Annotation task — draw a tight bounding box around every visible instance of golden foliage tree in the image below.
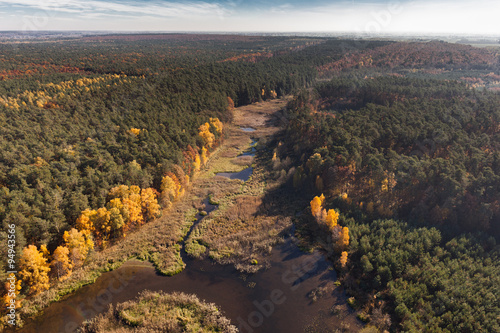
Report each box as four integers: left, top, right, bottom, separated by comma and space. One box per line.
122, 188, 143, 229
210, 117, 223, 135
310, 194, 325, 219
200, 147, 208, 166
108, 184, 130, 201
325, 209, 339, 230
63, 228, 94, 268
141, 188, 161, 222
93, 207, 112, 245
50, 246, 73, 281
337, 227, 350, 249
75, 208, 96, 235
129, 128, 141, 136
199, 122, 215, 148
2, 276, 22, 313
19, 245, 50, 295
193, 153, 201, 172
107, 198, 127, 237
340, 251, 348, 267
161, 174, 182, 205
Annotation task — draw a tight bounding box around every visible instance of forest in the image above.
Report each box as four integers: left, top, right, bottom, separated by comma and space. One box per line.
277, 74, 500, 331
1, 34, 499, 332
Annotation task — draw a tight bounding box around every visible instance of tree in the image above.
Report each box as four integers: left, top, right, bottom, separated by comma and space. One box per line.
199, 122, 215, 148
325, 209, 339, 230
193, 153, 201, 172
50, 246, 72, 281
93, 207, 112, 245
210, 117, 223, 135
227, 96, 235, 111
140, 188, 161, 222
315, 175, 324, 192
340, 251, 348, 267
310, 194, 325, 219
161, 174, 181, 205
200, 147, 208, 166
337, 226, 350, 250
19, 245, 50, 295
75, 208, 96, 235
122, 186, 143, 228
63, 228, 93, 268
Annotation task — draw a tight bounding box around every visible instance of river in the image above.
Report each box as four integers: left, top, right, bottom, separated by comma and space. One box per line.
15, 237, 361, 333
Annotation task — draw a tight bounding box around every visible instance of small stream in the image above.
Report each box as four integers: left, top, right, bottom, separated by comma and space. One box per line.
239, 138, 257, 157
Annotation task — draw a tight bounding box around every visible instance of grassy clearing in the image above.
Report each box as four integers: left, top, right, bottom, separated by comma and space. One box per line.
78, 290, 238, 333
185, 98, 295, 273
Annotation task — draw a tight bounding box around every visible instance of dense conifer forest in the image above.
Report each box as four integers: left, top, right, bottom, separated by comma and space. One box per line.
279, 72, 500, 332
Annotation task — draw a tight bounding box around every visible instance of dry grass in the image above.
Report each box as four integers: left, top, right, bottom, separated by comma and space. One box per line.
79, 290, 238, 333
185, 97, 294, 273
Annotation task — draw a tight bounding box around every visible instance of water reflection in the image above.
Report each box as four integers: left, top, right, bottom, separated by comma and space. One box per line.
16, 239, 362, 333
216, 167, 253, 181
240, 127, 256, 132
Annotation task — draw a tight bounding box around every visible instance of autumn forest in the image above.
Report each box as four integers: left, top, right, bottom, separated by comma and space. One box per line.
0, 34, 499, 333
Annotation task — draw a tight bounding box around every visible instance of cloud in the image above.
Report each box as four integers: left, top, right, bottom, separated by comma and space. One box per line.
0, 0, 229, 18
0, 0, 498, 34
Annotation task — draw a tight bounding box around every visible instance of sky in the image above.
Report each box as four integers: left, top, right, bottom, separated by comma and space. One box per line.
0, 0, 498, 35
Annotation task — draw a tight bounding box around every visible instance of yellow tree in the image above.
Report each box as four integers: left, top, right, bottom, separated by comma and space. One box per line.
123, 186, 143, 228
325, 209, 339, 230
107, 198, 128, 237
200, 147, 208, 166
337, 227, 350, 250
310, 194, 325, 219
141, 188, 161, 222
108, 184, 130, 200
161, 174, 181, 204
93, 207, 112, 245
63, 228, 94, 268
129, 128, 141, 136
193, 153, 201, 172
340, 251, 348, 267
75, 208, 96, 234
199, 122, 215, 148
210, 117, 223, 135
50, 246, 73, 281
19, 245, 50, 295
40, 244, 49, 259
107, 198, 129, 221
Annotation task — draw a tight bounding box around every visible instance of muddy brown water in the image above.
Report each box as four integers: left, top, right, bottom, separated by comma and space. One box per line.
13, 238, 361, 333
